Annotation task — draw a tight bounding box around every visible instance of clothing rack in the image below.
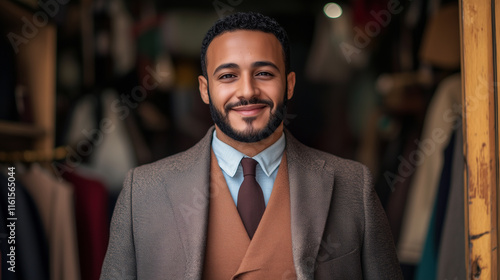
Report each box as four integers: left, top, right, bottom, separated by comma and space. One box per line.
0, 146, 68, 163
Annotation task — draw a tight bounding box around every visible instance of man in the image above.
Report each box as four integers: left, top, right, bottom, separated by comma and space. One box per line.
101, 12, 402, 279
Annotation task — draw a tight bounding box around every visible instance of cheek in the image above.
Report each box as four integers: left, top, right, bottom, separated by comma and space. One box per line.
262, 84, 286, 104
212, 84, 237, 104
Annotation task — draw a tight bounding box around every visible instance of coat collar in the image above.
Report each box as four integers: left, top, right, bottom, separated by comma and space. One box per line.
166, 127, 334, 280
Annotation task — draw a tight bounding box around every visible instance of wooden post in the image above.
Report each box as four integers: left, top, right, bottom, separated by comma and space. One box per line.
460, 0, 499, 279
0, 1, 56, 154
495, 0, 500, 277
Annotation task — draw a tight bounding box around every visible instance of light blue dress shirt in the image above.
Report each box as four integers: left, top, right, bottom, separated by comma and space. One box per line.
211, 130, 285, 206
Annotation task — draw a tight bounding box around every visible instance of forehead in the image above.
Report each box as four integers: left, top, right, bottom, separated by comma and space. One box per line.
206, 30, 284, 72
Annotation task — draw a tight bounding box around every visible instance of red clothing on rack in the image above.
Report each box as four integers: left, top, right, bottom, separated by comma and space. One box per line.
63, 171, 109, 280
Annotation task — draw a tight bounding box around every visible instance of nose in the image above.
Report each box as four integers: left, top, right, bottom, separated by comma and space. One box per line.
238, 73, 259, 100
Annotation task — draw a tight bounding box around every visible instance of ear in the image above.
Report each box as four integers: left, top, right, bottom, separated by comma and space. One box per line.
198, 75, 209, 104
286, 72, 296, 100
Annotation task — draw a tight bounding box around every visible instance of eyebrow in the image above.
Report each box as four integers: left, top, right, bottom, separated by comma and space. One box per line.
212, 61, 281, 77
213, 63, 239, 77
252, 61, 280, 73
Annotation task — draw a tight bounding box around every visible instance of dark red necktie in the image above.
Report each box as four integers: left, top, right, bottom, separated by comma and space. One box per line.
237, 158, 265, 239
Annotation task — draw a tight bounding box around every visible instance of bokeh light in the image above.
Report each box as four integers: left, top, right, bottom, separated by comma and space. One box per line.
323, 2, 343, 19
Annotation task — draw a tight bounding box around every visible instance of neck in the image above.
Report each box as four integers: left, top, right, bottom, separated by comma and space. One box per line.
214, 124, 284, 157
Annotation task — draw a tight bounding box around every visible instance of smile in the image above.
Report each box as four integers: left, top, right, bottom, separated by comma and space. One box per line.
231, 104, 268, 117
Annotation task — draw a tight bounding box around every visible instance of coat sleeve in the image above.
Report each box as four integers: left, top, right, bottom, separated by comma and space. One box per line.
361, 165, 403, 279
100, 170, 137, 280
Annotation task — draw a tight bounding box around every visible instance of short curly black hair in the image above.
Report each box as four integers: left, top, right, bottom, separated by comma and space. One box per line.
200, 12, 291, 78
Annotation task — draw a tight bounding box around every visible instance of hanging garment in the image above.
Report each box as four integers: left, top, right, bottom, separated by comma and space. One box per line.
351, 0, 389, 29
397, 73, 461, 264
65, 90, 137, 193
62, 171, 109, 280
0, 173, 49, 280
20, 164, 80, 280
384, 126, 421, 244
415, 130, 456, 280
437, 118, 465, 280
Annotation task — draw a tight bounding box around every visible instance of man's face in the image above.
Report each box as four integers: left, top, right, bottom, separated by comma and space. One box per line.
199, 30, 295, 143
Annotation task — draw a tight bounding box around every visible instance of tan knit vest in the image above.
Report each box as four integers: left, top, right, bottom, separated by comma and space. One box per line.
202, 151, 296, 280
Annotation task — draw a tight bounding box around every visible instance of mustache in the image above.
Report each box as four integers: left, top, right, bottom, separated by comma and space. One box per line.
224, 98, 274, 112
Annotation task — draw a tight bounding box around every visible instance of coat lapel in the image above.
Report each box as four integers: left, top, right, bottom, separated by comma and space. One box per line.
163, 127, 214, 279
285, 130, 335, 280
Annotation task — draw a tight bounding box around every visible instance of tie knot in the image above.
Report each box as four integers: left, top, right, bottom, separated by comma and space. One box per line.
241, 158, 258, 177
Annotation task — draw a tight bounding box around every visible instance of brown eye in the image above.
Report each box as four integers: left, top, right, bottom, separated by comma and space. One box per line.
220, 74, 236, 79
256, 72, 273, 76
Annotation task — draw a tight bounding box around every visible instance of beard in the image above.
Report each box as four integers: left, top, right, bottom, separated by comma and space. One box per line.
208, 90, 288, 143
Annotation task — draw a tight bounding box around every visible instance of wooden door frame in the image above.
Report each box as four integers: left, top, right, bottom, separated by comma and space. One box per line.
460, 0, 499, 279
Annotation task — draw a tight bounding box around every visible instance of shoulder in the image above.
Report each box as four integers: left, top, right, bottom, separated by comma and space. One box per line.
129, 128, 213, 181
285, 130, 370, 183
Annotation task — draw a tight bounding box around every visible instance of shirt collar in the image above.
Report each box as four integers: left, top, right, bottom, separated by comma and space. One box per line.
211, 130, 286, 177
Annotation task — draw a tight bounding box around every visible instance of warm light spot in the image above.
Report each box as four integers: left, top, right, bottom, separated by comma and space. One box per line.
324, 2, 342, 19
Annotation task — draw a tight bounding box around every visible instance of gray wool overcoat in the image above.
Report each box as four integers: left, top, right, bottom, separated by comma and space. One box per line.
100, 127, 403, 280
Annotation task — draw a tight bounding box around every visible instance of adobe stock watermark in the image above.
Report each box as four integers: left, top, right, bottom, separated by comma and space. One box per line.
383, 75, 495, 190
51, 65, 169, 178
7, 0, 68, 54
383, 125, 451, 190
339, 0, 409, 63
212, 0, 244, 19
